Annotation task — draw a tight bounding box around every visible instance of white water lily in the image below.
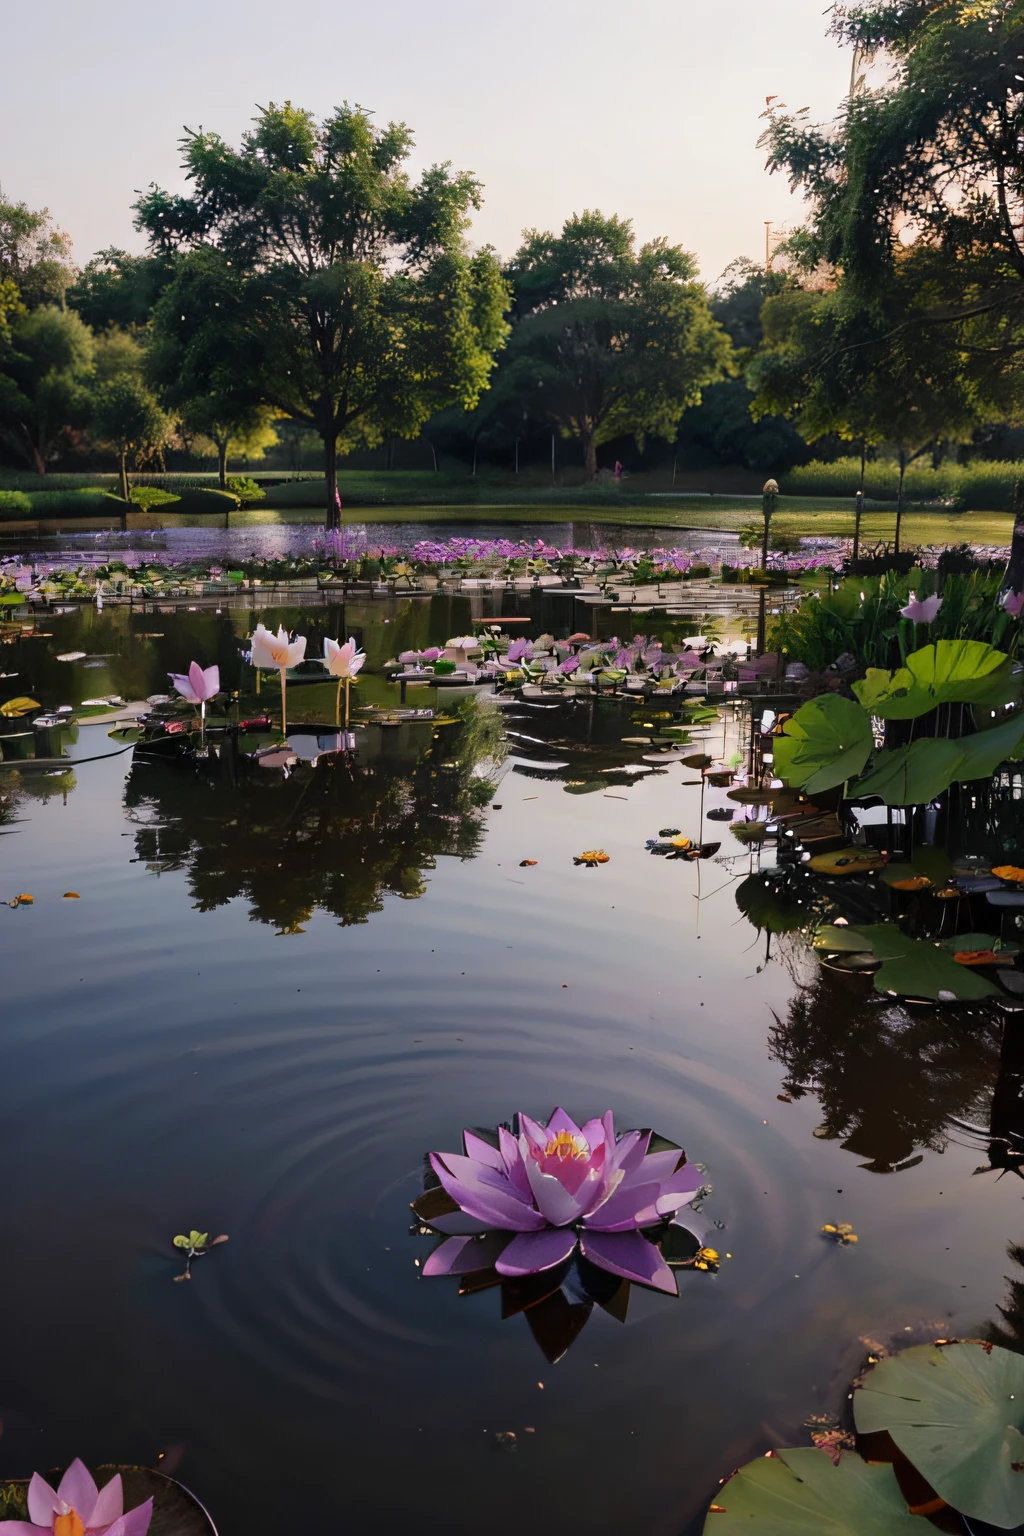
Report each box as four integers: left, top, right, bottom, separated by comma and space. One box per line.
250, 624, 306, 734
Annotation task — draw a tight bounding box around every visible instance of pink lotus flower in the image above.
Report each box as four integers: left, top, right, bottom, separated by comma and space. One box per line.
1002, 589, 1024, 617
900, 591, 942, 624
323, 637, 365, 678
0, 1459, 153, 1536
420, 1107, 705, 1294
168, 661, 220, 704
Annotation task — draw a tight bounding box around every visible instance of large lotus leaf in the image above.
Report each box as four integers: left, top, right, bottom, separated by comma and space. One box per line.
701, 1447, 922, 1534
953, 711, 1024, 783
773, 695, 873, 793
814, 923, 879, 952
0, 1467, 217, 1534
852, 738, 965, 806
852, 1342, 1024, 1529
847, 924, 998, 1001
853, 642, 1015, 719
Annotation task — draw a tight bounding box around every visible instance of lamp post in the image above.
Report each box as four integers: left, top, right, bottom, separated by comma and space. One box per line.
757, 478, 778, 656
853, 488, 864, 566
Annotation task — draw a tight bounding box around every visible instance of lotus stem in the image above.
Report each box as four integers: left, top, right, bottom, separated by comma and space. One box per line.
200, 698, 206, 746
280, 668, 287, 737
345, 676, 351, 728
256, 669, 261, 696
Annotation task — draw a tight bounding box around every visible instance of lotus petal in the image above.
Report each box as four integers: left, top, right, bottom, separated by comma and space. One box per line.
57, 1461, 98, 1525
654, 1163, 705, 1215
525, 1156, 591, 1226
495, 1227, 579, 1276
110, 1497, 153, 1536
424, 1210, 495, 1236
462, 1130, 505, 1170
27, 1473, 59, 1526
423, 1233, 510, 1277
580, 1230, 678, 1294
498, 1125, 533, 1201
89, 1472, 124, 1529
430, 1152, 545, 1231
583, 1179, 664, 1232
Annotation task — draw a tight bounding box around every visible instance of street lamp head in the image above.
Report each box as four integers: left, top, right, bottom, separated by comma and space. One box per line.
762, 478, 779, 495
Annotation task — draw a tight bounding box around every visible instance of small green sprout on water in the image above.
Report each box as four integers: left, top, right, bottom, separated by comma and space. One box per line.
173, 1228, 229, 1281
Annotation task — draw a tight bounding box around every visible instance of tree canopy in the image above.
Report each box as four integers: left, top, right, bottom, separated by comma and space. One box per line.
136, 102, 510, 524
0, 191, 76, 309
496, 210, 731, 476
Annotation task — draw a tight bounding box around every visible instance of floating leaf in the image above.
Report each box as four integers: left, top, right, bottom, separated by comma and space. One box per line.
773, 695, 873, 794
814, 924, 876, 953
519, 859, 538, 867
0, 697, 40, 718
853, 1341, 1024, 1529
701, 1446, 922, 1534
993, 865, 1024, 883
808, 847, 885, 877
573, 850, 609, 866
939, 932, 1018, 958
821, 1222, 858, 1244
62, 892, 80, 899
847, 924, 998, 1001
736, 872, 809, 934
878, 866, 931, 891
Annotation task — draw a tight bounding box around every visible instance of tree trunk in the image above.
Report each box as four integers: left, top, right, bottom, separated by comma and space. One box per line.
582, 433, 597, 480
1005, 480, 1024, 594
324, 433, 340, 531
859, 442, 866, 492
853, 490, 864, 566
672, 452, 678, 488
430, 441, 438, 473
217, 438, 229, 489
20, 426, 46, 477
119, 451, 129, 508
472, 443, 477, 478
895, 457, 906, 555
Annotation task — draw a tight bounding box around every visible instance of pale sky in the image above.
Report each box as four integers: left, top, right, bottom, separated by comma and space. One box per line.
2, 0, 853, 286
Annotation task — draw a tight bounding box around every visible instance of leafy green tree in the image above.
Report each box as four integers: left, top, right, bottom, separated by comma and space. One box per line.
137, 102, 510, 526
0, 191, 76, 309
176, 393, 277, 486
91, 375, 169, 510
0, 305, 94, 473
500, 211, 731, 477
68, 248, 175, 332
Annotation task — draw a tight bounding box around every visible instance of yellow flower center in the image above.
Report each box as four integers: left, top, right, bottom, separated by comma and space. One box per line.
54, 1512, 85, 1536
543, 1130, 589, 1162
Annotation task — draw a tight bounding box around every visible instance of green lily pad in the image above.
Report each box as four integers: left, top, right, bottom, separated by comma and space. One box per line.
773, 694, 873, 794
953, 710, 1024, 783
847, 924, 998, 1001
853, 641, 1017, 719
940, 932, 1019, 958
814, 924, 876, 952
853, 738, 964, 806
736, 872, 810, 933
853, 1341, 1024, 1529
0, 1466, 217, 1534
701, 1447, 922, 1534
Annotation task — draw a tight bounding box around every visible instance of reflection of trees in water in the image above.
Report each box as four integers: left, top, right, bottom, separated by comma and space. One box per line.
769, 965, 1000, 1173
122, 700, 502, 932
0, 765, 77, 826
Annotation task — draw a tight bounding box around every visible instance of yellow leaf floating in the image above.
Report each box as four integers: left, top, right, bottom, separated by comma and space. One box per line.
693, 1247, 720, 1271
993, 865, 1024, 883
821, 1222, 858, 1245
574, 850, 610, 866
669, 835, 692, 850
0, 696, 40, 718
63, 892, 80, 899
9, 893, 34, 907
808, 847, 885, 876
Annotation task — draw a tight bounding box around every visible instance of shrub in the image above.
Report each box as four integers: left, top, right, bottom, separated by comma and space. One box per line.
225, 476, 265, 504
165, 486, 240, 515
128, 487, 181, 511
0, 491, 32, 517
782, 457, 1022, 511
26, 489, 125, 515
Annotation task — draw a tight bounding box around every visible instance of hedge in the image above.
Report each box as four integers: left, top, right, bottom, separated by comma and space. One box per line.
26, 490, 125, 516
781, 457, 1022, 511
160, 486, 240, 515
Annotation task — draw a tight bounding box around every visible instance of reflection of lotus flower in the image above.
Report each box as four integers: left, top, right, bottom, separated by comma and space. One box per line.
420, 1108, 705, 1294
507, 639, 534, 664
0, 1459, 153, 1536
168, 661, 220, 704
1002, 590, 1024, 617
323, 637, 365, 678
419, 647, 443, 663
559, 655, 580, 676
900, 592, 942, 624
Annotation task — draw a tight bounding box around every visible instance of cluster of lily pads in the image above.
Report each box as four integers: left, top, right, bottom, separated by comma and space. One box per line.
703, 1337, 1024, 1533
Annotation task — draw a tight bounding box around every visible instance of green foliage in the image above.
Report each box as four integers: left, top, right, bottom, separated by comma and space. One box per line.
853, 738, 966, 805
25, 489, 123, 515
90, 375, 170, 497
0, 490, 31, 514
0, 305, 94, 472
783, 457, 1024, 511
128, 486, 180, 511
853, 1341, 1024, 1528
499, 210, 732, 476
846, 924, 999, 1001
138, 102, 510, 520
0, 192, 76, 308
772, 694, 873, 792
701, 1445, 921, 1534
225, 475, 265, 504
852, 640, 1019, 719
67, 246, 175, 331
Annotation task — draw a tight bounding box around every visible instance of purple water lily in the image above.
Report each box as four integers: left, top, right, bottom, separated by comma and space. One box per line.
506, 639, 534, 664
419, 1107, 706, 1295
900, 591, 942, 624
1001, 589, 1024, 617
0, 1459, 153, 1536
559, 655, 580, 676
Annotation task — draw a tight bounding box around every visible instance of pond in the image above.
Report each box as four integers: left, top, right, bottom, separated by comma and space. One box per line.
1, 596, 1021, 1535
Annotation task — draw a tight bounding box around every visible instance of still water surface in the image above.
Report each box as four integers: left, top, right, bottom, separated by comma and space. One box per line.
0, 600, 1020, 1535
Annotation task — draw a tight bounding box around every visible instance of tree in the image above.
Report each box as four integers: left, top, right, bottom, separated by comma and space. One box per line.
0, 191, 76, 309
500, 211, 731, 477
91, 376, 169, 512
178, 394, 278, 485
749, 281, 996, 550
0, 305, 94, 473
137, 102, 510, 526
68, 248, 175, 332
